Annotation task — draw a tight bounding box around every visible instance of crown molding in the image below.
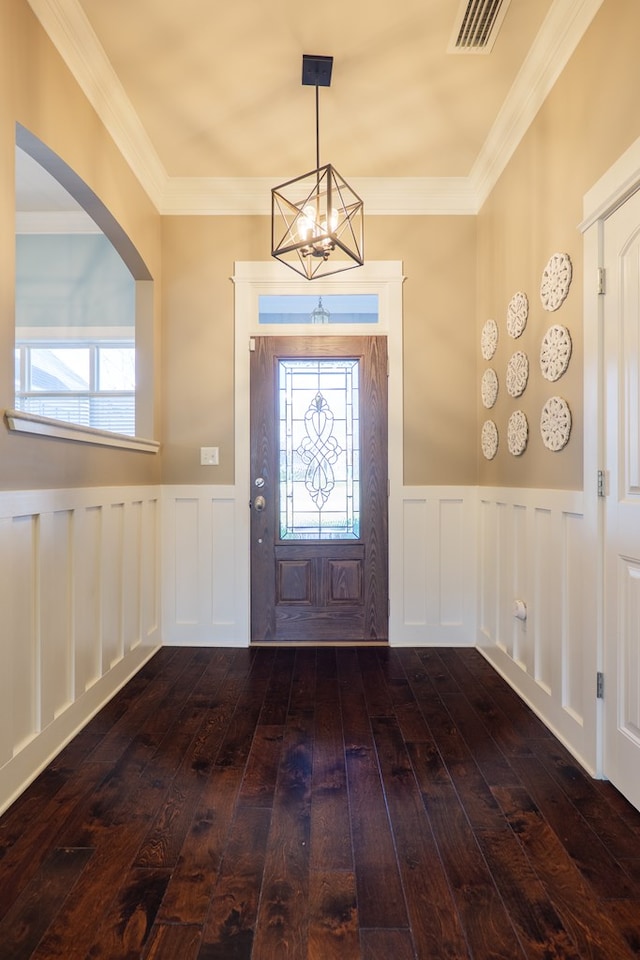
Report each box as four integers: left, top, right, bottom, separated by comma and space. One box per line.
26, 0, 168, 209
160, 176, 478, 216
27, 0, 601, 218
470, 0, 604, 209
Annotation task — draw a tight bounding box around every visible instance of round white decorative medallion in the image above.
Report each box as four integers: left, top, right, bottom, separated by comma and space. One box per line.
481, 419, 499, 460
507, 410, 528, 457
481, 368, 498, 409
506, 350, 529, 398
540, 324, 572, 381
481, 319, 498, 360
540, 252, 573, 312
507, 292, 528, 339
540, 396, 572, 451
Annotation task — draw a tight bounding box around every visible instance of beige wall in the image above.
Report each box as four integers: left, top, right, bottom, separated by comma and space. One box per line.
5, 0, 640, 494
160, 214, 478, 486
0, 0, 162, 490
476, 0, 640, 490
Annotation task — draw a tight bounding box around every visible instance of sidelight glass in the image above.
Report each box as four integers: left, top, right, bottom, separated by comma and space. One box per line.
279, 358, 360, 539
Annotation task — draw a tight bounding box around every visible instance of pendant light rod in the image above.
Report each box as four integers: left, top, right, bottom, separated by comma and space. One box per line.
315, 84, 320, 171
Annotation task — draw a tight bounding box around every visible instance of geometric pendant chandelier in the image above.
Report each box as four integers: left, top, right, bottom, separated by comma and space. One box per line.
271, 55, 364, 280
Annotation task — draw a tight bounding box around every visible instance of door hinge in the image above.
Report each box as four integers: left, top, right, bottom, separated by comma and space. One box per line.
597, 469, 608, 497
249, 338, 256, 351
597, 267, 606, 295
596, 671, 604, 699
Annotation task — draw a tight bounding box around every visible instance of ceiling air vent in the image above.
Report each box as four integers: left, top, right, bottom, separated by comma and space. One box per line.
448, 0, 512, 54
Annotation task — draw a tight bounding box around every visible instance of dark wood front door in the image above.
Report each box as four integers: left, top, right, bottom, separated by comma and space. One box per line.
250, 336, 388, 643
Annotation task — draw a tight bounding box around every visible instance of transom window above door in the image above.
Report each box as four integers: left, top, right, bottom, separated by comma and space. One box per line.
259, 293, 378, 325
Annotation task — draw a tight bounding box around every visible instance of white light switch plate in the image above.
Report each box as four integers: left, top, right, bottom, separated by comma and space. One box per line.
200, 446, 219, 466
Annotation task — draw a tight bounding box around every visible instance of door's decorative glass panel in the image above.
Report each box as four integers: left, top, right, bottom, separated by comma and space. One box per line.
279, 358, 360, 539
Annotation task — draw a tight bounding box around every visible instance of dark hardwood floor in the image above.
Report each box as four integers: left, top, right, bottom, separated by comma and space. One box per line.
2, 646, 640, 960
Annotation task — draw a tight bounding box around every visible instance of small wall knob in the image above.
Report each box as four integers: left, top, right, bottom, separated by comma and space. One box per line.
513, 599, 527, 621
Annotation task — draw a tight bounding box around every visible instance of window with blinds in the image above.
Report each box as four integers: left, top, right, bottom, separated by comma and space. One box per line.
14, 341, 135, 436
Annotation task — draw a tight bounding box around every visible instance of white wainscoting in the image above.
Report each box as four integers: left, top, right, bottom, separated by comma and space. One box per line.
162, 486, 247, 646
476, 487, 598, 775
161, 484, 479, 648
0, 486, 161, 815
389, 486, 478, 646
1, 482, 600, 812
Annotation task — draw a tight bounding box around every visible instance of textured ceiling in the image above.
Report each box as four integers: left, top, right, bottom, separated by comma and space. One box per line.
23, 0, 603, 212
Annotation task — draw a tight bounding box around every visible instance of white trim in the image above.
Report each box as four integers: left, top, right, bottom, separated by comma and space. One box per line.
471, 0, 603, 210
5, 409, 160, 453
580, 134, 640, 230
233, 260, 404, 645
161, 176, 478, 216
25, 0, 167, 210
579, 136, 640, 778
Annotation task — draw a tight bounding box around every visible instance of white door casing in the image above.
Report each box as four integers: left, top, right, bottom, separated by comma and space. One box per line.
233, 261, 404, 645
602, 192, 640, 809
581, 133, 640, 804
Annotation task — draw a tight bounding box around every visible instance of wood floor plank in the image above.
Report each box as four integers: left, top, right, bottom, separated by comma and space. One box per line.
310, 666, 352, 873
434, 691, 521, 787
493, 784, 638, 960
257, 647, 296, 726
360, 928, 417, 960
338, 652, 409, 929
141, 922, 202, 959
250, 651, 315, 959
357, 647, 396, 717
155, 763, 245, 924
530, 736, 640, 860
134, 679, 249, 869
475, 829, 585, 960
509, 755, 640, 900
28, 767, 171, 959
237, 723, 285, 809
197, 804, 272, 959
0, 846, 94, 960
77, 866, 171, 960
450, 649, 553, 741
0, 760, 109, 919
372, 715, 494, 959
308, 870, 359, 960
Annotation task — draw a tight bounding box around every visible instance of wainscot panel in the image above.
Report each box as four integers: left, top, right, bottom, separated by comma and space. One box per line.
162, 486, 246, 646
476, 487, 598, 776
389, 487, 477, 646
0, 487, 161, 815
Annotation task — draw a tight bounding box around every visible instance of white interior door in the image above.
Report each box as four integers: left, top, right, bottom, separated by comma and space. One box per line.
603, 187, 640, 809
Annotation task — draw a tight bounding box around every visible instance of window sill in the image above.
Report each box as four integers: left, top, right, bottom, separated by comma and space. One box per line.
4, 410, 160, 454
